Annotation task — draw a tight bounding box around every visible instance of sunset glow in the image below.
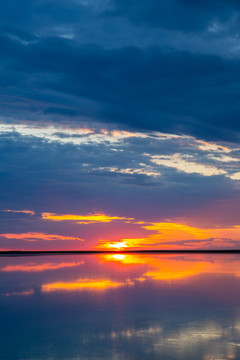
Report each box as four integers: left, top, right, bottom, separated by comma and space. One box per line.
2, 1, 240, 360
0, 0, 240, 254
96, 222, 240, 250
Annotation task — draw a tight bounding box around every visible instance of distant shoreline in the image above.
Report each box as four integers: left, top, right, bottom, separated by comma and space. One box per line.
0, 250, 240, 256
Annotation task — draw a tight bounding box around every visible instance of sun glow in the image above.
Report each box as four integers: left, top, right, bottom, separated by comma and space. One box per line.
105, 241, 128, 250
97, 221, 240, 250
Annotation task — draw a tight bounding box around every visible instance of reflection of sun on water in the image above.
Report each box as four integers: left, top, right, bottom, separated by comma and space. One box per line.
36, 255, 240, 295
110, 254, 126, 261
100, 254, 240, 280
101, 254, 146, 264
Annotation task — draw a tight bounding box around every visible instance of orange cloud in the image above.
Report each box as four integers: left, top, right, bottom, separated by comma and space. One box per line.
41, 279, 126, 292
0, 261, 84, 272
143, 222, 211, 241
2, 209, 35, 215
97, 222, 240, 250
143, 222, 240, 243
0, 232, 84, 241
41, 212, 133, 224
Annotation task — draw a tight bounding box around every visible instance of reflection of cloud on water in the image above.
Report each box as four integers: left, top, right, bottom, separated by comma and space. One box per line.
110, 325, 163, 339
50, 320, 239, 360
0, 261, 84, 272
2, 289, 34, 297
1, 255, 240, 360
41, 278, 132, 292
108, 321, 238, 359
100, 254, 240, 281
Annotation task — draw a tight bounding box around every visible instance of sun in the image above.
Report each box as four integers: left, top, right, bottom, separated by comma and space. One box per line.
106, 241, 128, 250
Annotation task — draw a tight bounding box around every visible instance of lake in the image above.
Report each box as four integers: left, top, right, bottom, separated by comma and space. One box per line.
0, 254, 240, 360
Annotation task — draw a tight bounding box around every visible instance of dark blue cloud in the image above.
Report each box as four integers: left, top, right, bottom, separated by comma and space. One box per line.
110, 0, 240, 32
1, 32, 240, 141
1, 0, 240, 142
0, 0, 93, 30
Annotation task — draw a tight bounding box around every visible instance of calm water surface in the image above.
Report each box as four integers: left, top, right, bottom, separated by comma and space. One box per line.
0, 254, 240, 360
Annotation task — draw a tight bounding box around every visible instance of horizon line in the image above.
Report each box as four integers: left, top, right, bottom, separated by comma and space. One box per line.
1, 249, 240, 256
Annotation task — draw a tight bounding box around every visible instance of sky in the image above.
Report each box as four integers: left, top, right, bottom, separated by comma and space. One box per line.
0, 0, 240, 250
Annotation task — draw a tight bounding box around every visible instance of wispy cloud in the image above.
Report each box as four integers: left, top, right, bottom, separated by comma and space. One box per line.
194, 140, 232, 153
0, 123, 148, 146
0, 232, 84, 241
227, 172, 240, 180
94, 166, 161, 177
148, 153, 227, 177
